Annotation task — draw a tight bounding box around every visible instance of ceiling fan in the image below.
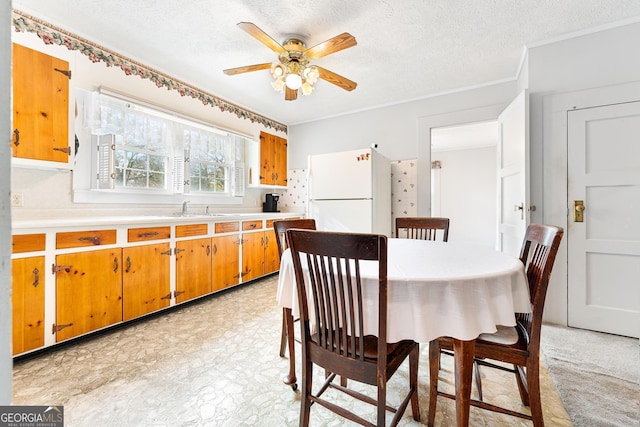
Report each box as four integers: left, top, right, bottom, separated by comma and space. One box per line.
223, 22, 357, 101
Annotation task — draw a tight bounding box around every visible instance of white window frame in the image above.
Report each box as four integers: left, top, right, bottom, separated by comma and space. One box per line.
73, 88, 248, 205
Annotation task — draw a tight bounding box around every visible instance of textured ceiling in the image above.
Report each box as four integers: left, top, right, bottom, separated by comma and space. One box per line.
12, 0, 640, 126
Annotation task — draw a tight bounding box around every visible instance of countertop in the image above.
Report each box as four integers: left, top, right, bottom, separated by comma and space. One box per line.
12, 212, 300, 230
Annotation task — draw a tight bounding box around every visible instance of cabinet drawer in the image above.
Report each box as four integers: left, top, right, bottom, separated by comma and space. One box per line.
12, 233, 46, 253
176, 223, 208, 237
128, 226, 171, 242
242, 220, 262, 231
56, 230, 117, 249
215, 222, 239, 233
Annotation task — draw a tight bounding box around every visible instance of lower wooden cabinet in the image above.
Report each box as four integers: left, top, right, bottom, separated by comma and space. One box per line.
54, 248, 123, 341
13, 214, 295, 354
12, 256, 45, 355
241, 231, 266, 282
175, 238, 212, 303
212, 234, 240, 291
264, 229, 280, 274
122, 243, 171, 321
241, 230, 280, 282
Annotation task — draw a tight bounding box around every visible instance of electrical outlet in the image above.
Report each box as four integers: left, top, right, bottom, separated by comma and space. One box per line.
11, 192, 24, 207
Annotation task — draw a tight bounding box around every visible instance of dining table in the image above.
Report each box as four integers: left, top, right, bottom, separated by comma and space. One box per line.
276, 237, 530, 427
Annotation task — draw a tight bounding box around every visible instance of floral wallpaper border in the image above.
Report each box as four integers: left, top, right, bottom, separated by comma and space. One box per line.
12, 10, 288, 134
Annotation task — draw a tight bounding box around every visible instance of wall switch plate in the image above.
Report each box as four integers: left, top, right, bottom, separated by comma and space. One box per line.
11, 192, 24, 207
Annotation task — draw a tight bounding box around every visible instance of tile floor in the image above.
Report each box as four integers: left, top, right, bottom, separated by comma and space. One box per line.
12, 275, 573, 426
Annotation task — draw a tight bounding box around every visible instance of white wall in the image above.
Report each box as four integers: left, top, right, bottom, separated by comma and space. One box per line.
289, 82, 517, 217
10, 30, 287, 220
432, 146, 497, 247
289, 82, 516, 168
1, 0, 13, 405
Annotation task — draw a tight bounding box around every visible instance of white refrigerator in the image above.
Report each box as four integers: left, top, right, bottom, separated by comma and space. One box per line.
307, 148, 391, 236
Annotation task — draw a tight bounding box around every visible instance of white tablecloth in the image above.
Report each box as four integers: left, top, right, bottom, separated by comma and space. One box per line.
276, 238, 530, 343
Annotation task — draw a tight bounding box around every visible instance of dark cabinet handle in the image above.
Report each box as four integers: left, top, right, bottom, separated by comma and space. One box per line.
13, 129, 19, 147
78, 236, 100, 245
125, 256, 132, 273
32, 268, 40, 287
113, 257, 119, 273
138, 231, 159, 238
206, 245, 211, 256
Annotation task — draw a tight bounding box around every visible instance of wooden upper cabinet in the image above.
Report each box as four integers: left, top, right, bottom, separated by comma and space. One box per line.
12, 43, 70, 163
259, 131, 287, 186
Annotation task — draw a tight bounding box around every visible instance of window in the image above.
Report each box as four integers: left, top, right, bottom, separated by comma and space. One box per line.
84, 91, 247, 202
183, 126, 230, 194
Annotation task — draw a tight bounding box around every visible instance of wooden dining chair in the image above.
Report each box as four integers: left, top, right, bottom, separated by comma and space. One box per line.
395, 217, 450, 241
427, 223, 564, 427
273, 219, 316, 382
287, 229, 421, 427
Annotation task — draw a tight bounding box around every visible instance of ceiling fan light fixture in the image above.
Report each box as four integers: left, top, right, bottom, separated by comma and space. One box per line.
285, 73, 303, 90
271, 78, 285, 92
303, 66, 319, 84
270, 62, 286, 79
301, 81, 314, 96
224, 22, 357, 101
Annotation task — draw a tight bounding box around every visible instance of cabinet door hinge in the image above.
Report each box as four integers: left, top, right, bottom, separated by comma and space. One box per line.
175, 248, 186, 254
161, 293, 172, 300
53, 68, 72, 79
52, 323, 73, 333
161, 249, 173, 256
174, 290, 185, 298
52, 146, 71, 156
52, 264, 73, 274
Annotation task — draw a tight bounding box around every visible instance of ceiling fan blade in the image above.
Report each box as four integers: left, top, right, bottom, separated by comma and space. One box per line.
223, 63, 272, 75
285, 86, 298, 101
237, 22, 287, 54
305, 33, 357, 59
317, 66, 357, 91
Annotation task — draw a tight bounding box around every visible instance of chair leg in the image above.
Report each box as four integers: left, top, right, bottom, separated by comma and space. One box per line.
427, 340, 441, 427
279, 308, 288, 357
377, 377, 387, 427
526, 360, 544, 427
474, 360, 483, 401
283, 308, 297, 390
410, 344, 421, 421
299, 358, 313, 427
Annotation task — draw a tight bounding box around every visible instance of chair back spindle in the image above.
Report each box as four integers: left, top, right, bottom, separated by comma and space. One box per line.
396, 217, 450, 241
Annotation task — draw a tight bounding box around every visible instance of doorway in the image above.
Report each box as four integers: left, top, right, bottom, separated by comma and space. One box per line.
430, 121, 499, 247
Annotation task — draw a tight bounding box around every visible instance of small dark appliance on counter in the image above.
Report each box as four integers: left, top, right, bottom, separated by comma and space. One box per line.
263, 193, 280, 212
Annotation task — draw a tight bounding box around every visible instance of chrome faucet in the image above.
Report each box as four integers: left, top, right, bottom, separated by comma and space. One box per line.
182, 200, 190, 215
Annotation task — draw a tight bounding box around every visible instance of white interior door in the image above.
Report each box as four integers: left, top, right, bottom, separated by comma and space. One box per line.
497, 90, 529, 256
567, 101, 640, 338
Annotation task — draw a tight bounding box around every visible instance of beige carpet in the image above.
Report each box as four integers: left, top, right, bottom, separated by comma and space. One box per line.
540, 324, 640, 427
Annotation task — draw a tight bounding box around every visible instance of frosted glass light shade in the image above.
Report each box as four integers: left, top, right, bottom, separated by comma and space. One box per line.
285, 73, 302, 90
